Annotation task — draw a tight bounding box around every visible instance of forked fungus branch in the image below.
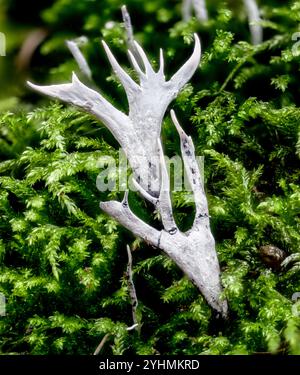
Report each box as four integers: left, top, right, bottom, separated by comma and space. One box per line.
28, 12, 228, 318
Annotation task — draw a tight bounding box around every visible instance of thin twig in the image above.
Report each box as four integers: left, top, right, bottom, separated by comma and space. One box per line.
93, 333, 111, 355
182, 0, 193, 22
193, 0, 208, 22
93, 323, 139, 355
121, 5, 143, 67
66, 38, 92, 81
126, 245, 139, 333
182, 0, 208, 22
243, 0, 263, 45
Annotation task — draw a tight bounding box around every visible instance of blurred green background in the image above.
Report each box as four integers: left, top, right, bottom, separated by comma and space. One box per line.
0, 0, 277, 104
